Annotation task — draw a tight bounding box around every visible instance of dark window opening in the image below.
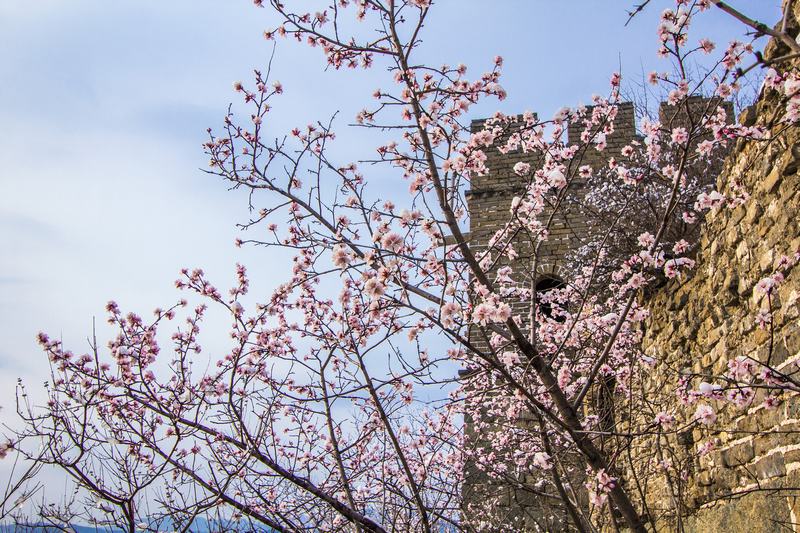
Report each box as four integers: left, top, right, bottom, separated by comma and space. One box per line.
535, 275, 566, 321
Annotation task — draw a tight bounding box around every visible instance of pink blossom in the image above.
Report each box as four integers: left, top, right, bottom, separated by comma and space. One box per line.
697, 382, 721, 397
694, 191, 725, 211
673, 240, 689, 254
26, 5, 796, 529
727, 357, 755, 381
727, 387, 754, 408
557, 366, 571, 389
513, 162, 530, 176
763, 395, 781, 409
499, 351, 520, 367
440, 302, 460, 328
547, 167, 567, 189
716, 84, 732, 98
654, 412, 675, 429
756, 310, 772, 329
694, 404, 716, 426
699, 38, 715, 53
596, 470, 616, 493
471, 303, 492, 325
764, 68, 782, 90
381, 232, 404, 253
492, 302, 512, 323
617, 166, 637, 185
755, 276, 777, 294
594, 132, 607, 151
637, 232, 655, 249
783, 76, 799, 98
664, 257, 694, 279
532, 452, 551, 469
671, 127, 689, 145
695, 139, 714, 156
331, 245, 352, 269
589, 491, 607, 507
697, 440, 716, 456
364, 278, 385, 299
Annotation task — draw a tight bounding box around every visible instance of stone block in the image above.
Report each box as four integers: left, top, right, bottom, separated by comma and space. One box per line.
753, 434, 782, 457
782, 448, 800, 466
784, 326, 800, 360
760, 167, 783, 194
755, 453, 786, 480
722, 440, 754, 467
696, 469, 713, 486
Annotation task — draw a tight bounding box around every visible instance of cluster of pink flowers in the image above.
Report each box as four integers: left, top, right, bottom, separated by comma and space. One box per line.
586, 469, 617, 507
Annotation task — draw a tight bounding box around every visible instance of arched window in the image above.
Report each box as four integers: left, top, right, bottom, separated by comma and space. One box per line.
535, 275, 565, 320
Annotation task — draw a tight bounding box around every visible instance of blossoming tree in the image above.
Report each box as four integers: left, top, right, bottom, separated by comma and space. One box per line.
8, 0, 800, 531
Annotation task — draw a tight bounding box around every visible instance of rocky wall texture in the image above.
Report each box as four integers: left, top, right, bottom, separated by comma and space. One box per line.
464, 92, 736, 530
636, 17, 800, 531
462, 10, 800, 528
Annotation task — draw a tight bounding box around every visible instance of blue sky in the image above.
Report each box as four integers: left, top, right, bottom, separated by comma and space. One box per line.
0, 0, 782, 486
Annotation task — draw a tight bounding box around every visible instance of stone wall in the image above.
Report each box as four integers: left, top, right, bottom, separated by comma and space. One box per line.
463, 96, 729, 530
635, 24, 800, 532
463, 7, 800, 528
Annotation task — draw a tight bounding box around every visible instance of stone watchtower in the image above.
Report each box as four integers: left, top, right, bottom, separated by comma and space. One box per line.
467, 97, 731, 282
467, 102, 638, 284
461, 98, 732, 531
